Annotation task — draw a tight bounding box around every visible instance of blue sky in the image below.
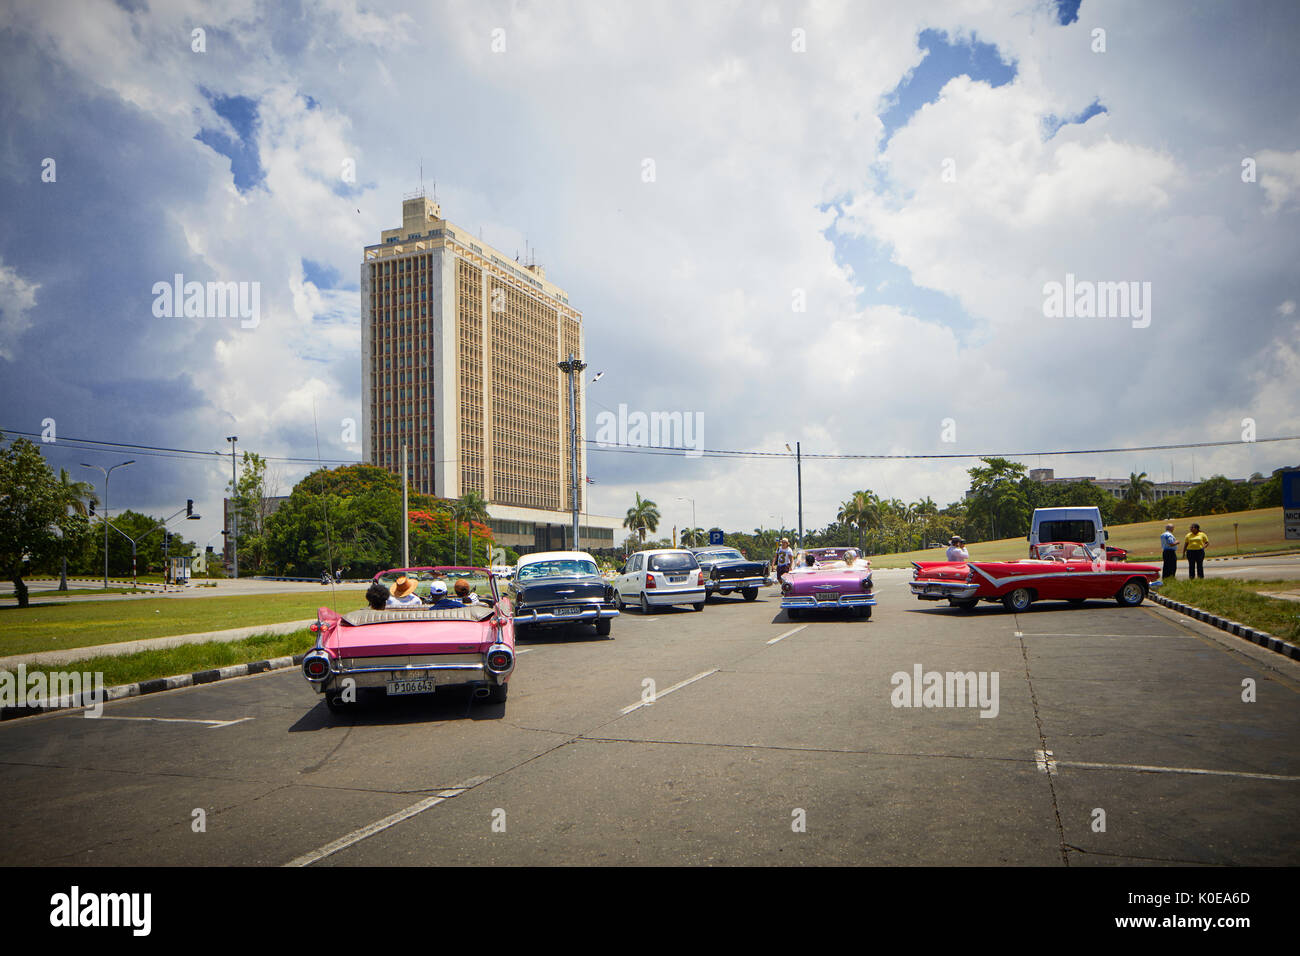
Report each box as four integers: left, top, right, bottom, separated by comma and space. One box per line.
1, 0, 1297, 539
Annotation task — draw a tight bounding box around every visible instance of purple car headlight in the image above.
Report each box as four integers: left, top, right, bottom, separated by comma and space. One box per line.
861, 576, 873, 591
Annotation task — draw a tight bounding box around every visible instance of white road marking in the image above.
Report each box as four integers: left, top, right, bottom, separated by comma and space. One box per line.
1035, 755, 1298, 782
619, 669, 719, 715
766, 625, 807, 646
284, 787, 469, 867
91, 715, 254, 729
516, 648, 533, 654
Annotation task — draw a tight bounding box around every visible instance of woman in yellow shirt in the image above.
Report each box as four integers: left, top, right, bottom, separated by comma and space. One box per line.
1182, 524, 1209, 579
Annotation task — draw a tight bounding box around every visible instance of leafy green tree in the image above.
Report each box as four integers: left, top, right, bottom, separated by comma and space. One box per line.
965, 458, 1029, 540
228, 452, 275, 574
837, 490, 881, 553
56, 468, 98, 590
0, 435, 92, 606
680, 527, 707, 547
1124, 471, 1155, 505
623, 493, 660, 545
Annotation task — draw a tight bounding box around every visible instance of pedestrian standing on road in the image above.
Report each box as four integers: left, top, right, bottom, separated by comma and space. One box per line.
774, 538, 794, 584
1160, 523, 1178, 579
1183, 523, 1208, 579
946, 536, 969, 562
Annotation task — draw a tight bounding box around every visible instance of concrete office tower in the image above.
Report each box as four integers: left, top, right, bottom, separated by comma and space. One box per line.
361, 193, 618, 553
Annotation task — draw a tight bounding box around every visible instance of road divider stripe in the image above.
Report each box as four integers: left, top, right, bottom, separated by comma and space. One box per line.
284, 787, 469, 867
92, 715, 254, 728
620, 669, 719, 715
766, 625, 807, 646
1036, 754, 1298, 782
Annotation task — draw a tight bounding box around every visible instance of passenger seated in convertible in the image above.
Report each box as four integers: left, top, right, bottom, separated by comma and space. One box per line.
454, 579, 482, 605
385, 575, 423, 608
366, 581, 390, 610
427, 579, 465, 609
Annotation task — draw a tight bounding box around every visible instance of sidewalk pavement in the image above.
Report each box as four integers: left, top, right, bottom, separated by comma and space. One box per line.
0, 619, 314, 669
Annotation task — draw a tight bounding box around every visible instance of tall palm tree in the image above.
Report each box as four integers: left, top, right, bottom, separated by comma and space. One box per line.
57, 469, 98, 591
837, 490, 881, 554
680, 527, 706, 547
623, 493, 660, 545
1124, 471, 1155, 504
457, 491, 490, 564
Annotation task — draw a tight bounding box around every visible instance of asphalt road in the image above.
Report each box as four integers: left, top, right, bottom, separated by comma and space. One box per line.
1, 570, 1296, 866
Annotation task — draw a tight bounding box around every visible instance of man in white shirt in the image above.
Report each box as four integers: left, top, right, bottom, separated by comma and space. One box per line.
946, 536, 969, 562
1160, 523, 1177, 579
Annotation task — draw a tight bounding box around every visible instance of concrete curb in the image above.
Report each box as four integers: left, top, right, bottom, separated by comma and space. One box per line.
1151, 593, 1300, 660
0, 653, 307, 722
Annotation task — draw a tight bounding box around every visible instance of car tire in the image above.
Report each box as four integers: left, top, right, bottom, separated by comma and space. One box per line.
640, 593, 653, 614
614, 590, 626, 611
1116, 580, 1147, 607
859, 606, 872, 621
948, 598, 978, 611
595, 617, 612, 637
1002, 588, 1032, 613
742, 588, 758, 601
486, 683, 507, 704
693, 602, 704, 611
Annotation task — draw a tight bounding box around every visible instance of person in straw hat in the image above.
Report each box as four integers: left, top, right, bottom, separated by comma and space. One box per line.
385, 574, 423, 608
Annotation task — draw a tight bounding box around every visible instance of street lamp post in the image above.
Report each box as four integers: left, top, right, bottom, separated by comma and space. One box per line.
677, 496, 696, 543
557, 353, 587, 549
785, 442, 803, 549
226, 436, 238, 579
81, 460, 135, 588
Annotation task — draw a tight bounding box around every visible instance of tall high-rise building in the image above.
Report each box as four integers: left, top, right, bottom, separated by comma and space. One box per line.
361, 193, 619, 553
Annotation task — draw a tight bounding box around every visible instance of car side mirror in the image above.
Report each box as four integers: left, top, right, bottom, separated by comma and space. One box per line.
617, 566, 625, 575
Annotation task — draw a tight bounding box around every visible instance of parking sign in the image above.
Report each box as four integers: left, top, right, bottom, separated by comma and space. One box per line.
709, 530, 724, 545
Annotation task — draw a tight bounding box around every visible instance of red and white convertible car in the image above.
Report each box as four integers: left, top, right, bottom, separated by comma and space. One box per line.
910, 542, 1162, 612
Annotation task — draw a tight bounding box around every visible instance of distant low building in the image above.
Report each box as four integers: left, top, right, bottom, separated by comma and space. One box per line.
1027, 468, 1260, 502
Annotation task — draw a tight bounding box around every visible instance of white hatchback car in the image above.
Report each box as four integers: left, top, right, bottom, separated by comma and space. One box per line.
614, 549, 706, 613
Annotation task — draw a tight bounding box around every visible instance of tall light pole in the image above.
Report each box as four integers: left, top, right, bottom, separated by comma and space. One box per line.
677, 496, 696, 542
81, 460, 134, 588
226, 436, 238, 579
785, 442, 803, 549
557, 353, 587, 549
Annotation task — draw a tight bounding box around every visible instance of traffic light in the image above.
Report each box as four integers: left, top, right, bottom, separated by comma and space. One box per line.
186, 499, 194, 517
164, 532, 172, 549
88, 502, 95, 516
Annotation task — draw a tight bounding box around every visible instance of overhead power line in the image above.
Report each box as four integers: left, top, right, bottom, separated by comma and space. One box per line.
5, 425, 1297, 467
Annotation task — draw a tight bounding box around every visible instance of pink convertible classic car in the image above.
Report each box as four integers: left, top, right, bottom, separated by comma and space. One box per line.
302, 566, 515, 710
910, 542, 1162, 612
780, 547, 876, 620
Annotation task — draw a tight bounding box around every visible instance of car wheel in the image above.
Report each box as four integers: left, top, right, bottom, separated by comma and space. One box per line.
595, 617, 612, 637
640, 592, 653, 614
693, 602, 704, 611
1001, 588, 1032, 613
859, 606, 872, 621
742, 588, 758, 601
486, 683, 507, 704
948, 598, 978, 611
614, 590, 626, 611
1116, 580, 1147, 607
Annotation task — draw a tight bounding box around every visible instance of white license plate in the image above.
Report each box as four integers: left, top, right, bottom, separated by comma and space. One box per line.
386, 679, 436, 696
554, 606, 582, 616
814, 592, 840, 602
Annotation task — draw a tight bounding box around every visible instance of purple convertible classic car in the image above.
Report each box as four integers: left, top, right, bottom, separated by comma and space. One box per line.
780, 547, 876, 620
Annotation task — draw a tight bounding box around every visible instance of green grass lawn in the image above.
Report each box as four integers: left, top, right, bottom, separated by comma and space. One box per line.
1158, 578, 1300, 643
0, 587, 152, 599
870, 507, 1294, 568
18, 629, 316, 690
0, 590, 367, 657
